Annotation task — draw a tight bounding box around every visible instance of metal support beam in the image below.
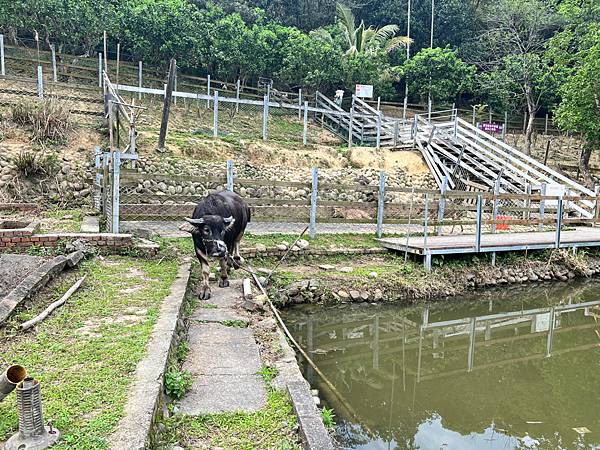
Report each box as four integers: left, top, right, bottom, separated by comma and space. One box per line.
226, 160, 234, 192
0, 34, 5, 76
262, 94, 269, 140
309, 168, 318, 238
377, 171, 386, 238
213, 91, 219, 138
475, 194, 483, 252
555, 198, 563, 248
303, 101, 308, 146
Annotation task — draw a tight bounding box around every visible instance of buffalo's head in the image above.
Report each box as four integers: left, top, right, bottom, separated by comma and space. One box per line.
185, 215, 236, 257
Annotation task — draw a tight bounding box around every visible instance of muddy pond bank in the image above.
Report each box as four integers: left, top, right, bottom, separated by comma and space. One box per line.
271, 249, 600, 306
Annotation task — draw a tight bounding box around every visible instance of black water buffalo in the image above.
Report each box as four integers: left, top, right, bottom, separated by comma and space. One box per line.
185, 191, 251, 299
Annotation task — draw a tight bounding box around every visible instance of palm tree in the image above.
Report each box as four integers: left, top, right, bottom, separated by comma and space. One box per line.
335, 3, 412, 55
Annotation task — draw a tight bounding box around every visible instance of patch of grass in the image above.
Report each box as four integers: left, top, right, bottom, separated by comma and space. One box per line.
13, 151, 60, 178
257, 365, 279, 383
0, 256, 179, 449
222, 319, 248, 328
164, 368, 193, 400
39, 208, 87, 232
321, 407, 336, 428
11, 97, 72, 142
160, 389, 299, 450
200, 303, 218, 309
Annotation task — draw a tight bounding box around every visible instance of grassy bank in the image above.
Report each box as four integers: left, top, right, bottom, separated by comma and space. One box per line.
0, 256, 178, 448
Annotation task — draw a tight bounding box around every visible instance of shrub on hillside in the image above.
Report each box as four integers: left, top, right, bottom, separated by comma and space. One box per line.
11, 98, 72, 142
14, 151, 60, 178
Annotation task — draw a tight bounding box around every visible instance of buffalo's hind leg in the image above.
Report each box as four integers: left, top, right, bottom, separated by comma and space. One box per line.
232, 234, 245, 268
219, 257, 230, 288
195, 248, 212, 299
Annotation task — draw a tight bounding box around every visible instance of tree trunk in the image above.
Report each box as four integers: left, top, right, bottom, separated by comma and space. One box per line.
524, 83, 536, 156
580, 145, 594, 188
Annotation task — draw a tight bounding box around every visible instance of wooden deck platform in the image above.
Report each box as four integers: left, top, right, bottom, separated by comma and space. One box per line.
379, 228, 600, 270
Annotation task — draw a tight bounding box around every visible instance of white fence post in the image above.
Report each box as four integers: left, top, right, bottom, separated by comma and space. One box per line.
502, 111, 507, 141
427, 97, 432, 122
98, 53, 103, 87
303, 101, 308, 146
50, 44, 57, 82
112, 151, 121, 234
545, 114, 549, 134
472, 105, 476, 126
376, 96, 381, 113
262, 94, 269, 140
213, 91, 219, 138
475, 194, 483, 252
298, 88, 302, 120
138, 61, 143, 100
310, 168, 318, 238
0, 34, 5, 76
437, 176, 449, 235
37, 65, 43, 98
226, 160, 234, 192
539, 182, 547, 231
206, 74, 211, 108
377, 171, 386, 238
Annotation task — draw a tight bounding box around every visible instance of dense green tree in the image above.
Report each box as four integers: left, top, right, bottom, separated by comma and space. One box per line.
548, 0, 600, 186
403, 47, 475, 104
470, 0, 560, 154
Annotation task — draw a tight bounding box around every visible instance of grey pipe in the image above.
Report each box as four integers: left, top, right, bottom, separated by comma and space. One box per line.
0, 365, 27, 402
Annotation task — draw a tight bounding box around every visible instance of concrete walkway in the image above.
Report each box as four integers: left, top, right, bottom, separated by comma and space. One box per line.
178, 280, 267, 415
122, 220, 421, 238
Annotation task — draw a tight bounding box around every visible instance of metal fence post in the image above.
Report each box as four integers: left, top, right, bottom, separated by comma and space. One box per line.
376, 114, 381, 149
539, 183, 547, 231
206, 74, 211, 108
50, 44, 57, 82
226, 160, 234, 192
310, 168, 318, 238
262, 94, 269, 140
377, 171, 386, 238
112, 151, 121, 234
594, 185, 600, 220
502, 111, 507, 141
437, 176, 449, 236
472, 105, 476, 126
37, 65, 43, 98
423, 193, 429, 251
475, 194, 483, 252
348, 107, 354, 149
303, 101, 308, 145
94, 146, 102, 211
213, 91, 219, 138
555, 198, 563, 248
545, 114, 549, 135
427, 97, 432, 122
138, 61, 143, 100
235, 79, 241, 114
0, 34, 4, 76
98, 53, 103, 87
298, 88, 302, 120
376, 96, 381, 112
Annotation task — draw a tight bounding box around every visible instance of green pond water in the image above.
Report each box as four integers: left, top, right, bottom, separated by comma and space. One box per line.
282, 280, 600, 450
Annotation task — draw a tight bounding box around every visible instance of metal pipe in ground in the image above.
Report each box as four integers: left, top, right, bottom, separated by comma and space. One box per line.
0, 365, 27, 402
5, 377, 60, 450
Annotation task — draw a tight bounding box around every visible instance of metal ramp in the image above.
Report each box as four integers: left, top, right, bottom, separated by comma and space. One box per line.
314, 93, 413, 148
411, 111, 595, 217
309, 94, 592, 217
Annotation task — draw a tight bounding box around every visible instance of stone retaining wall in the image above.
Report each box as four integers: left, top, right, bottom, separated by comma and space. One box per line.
0, 229, 132, 251
277, 252, 600, 305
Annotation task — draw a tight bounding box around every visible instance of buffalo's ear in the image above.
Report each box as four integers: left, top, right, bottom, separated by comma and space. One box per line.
185, 217, 205, 226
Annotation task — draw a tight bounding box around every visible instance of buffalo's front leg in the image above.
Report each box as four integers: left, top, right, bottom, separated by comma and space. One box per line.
219, 257, 230, 288
195, 248, 212, 299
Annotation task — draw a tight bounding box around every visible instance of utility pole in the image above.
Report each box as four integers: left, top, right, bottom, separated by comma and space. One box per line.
428, 0, 434, 119
403, 0, 412, 122
157, 58, 176, 152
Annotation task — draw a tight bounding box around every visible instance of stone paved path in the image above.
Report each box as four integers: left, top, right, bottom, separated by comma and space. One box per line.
178, 280, 266, 415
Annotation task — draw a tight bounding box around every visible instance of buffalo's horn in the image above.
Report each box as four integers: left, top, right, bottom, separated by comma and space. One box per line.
223, 216, 235, 224
185, 217, 205, 225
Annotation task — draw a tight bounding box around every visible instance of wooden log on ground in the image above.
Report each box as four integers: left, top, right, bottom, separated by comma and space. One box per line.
20, 276, 86, 331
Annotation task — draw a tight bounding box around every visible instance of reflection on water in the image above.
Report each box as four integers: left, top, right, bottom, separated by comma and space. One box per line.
282, 281, 600, 450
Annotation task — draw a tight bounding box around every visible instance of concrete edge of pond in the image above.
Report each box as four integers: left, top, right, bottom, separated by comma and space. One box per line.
272, 319, 336, 450
0, 251, 84, 324
108, 259, 192, 450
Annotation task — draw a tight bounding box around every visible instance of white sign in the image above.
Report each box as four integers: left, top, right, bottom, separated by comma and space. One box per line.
355, 84, 374, 98
545, 184, 565, 207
